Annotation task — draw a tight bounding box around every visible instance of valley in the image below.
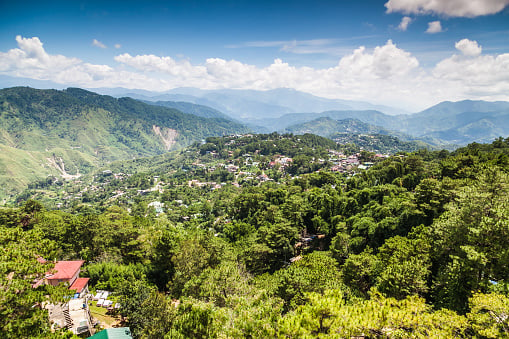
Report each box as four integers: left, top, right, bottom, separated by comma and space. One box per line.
1, 86, 509, 338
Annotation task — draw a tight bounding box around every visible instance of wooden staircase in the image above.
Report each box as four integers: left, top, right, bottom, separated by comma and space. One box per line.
63, 309, 74, 329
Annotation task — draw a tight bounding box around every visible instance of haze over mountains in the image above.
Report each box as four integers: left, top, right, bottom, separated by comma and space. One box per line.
104, 87, 509, 146
272, 100, 509, 146
96, 87, 410, 120
96, 87, 508, 143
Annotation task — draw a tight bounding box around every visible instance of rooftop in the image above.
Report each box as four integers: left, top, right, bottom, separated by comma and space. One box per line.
89, 327, 132, 339
47, 260, 85, 280
69, 277, 90, 293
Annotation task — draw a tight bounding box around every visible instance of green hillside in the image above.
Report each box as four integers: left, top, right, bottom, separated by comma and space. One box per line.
284, 117, 392, 136
0, 87, 249, 199
330, 133, 432, 153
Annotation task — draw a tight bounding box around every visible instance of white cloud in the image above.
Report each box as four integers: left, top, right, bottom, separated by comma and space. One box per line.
433, 52, 509, 98
455, 39, 482, 56
2, 35, 509, 111
385, 0, 509, 17
426, 21, 443, 33
336, 40, 419, 79
114, 44, 122, 49
0, 35, 163, 89
92, 39, 107, 49
0, 36, 80, 75
398, 16, 413, 31
115, 53, 208, 78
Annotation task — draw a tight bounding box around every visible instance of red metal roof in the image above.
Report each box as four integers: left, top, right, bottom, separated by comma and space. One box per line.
69, 277, 90, 293
47, 260, 84, 281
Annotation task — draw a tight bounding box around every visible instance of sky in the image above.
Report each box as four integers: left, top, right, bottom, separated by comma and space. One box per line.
1, 0, 509, 111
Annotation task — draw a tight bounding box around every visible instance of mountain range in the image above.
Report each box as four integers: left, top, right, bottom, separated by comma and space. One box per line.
95, 87, 410, 120
261, 102, 509, 146
1, 85, 509, 200
102, 87, 509, 145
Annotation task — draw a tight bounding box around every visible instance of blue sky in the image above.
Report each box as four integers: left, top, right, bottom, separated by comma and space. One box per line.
1, 0, 509, 110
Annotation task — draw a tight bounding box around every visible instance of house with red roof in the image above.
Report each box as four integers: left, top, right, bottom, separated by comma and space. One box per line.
32, 259, 94, 335
34, 260, 90, 297
47, 260, 84, 286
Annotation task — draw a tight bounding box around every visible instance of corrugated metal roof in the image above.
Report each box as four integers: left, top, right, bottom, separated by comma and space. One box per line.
88, 327, 132, 339
69, 277, 89, 293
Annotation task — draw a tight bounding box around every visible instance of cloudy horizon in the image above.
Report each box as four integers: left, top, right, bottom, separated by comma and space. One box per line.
1, 0, 509, 111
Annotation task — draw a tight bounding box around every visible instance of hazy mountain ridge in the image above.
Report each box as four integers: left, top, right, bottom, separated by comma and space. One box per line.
257, 110, 396, 132
98, 87, 408, 119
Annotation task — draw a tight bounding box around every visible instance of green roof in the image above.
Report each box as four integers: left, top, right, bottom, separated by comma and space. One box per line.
88, 327, 132, 339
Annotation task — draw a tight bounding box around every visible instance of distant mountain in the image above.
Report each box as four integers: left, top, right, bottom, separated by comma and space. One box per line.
397, 100, 509, 144
258, 110, 396, 132
0, 87, 249, 198
255, 100, 509, 146
284, 117, 392, 136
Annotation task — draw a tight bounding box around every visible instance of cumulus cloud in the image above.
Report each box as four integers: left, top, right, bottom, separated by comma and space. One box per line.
92, 39, 107, 49
433, 38, 509, 96
455, 39, 482, 56
108, 39, 509, 109
433, 51, 509, 98
115, 53, 208, 78
2, 35, 509, 110
385, 0, 509, 17
336, 40, 419, 79
0, 35, 163, 89
426, 21, 443, 33
0, 36, 80, 75
398, 16, 413, 31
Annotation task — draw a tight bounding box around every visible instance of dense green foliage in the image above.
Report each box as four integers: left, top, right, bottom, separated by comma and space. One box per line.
1, 135, 509, 338
144, 100, 233, 120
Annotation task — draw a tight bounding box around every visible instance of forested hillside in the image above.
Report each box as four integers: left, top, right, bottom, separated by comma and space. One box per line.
1, 134, 508, 338
284, 117, 391, 136
142, 100, 234, 120
0, 87, 249, 199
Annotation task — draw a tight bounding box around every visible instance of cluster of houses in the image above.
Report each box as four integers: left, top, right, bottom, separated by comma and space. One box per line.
268, 156, 293, 168
328, 150, 384, 173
